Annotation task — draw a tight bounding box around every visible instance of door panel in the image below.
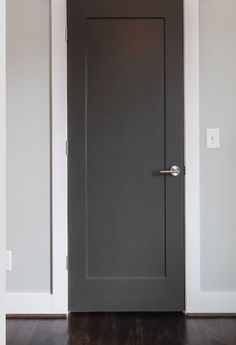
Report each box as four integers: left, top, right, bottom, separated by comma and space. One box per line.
87, 19, 165, 279
68, 0, 184, 311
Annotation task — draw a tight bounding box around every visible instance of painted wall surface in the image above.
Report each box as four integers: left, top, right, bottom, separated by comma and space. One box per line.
200, 0, 236, 291
0, 0, 6, 341
6, 0, 236, 303
6, 0, 51, 292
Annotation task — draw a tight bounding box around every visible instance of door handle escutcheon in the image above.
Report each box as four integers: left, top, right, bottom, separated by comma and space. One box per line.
160, 165, 180, 177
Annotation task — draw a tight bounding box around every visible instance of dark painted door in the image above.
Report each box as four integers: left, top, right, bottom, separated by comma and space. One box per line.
68, 0, 184, 312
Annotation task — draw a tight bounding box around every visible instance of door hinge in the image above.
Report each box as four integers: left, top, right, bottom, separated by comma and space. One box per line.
184, 166, 186, 175
66, 255, 68, 270
65, 140, 68, 156
65, 26, 68, 41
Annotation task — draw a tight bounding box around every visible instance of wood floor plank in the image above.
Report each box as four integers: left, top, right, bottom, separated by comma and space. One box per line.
8, 320, 39, 345
6, 313, 236, 345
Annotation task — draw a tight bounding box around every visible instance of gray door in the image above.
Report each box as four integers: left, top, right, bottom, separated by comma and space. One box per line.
68, 0, 184, 312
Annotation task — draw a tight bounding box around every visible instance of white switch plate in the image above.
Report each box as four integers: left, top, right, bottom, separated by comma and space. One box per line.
206, 128, 220, 148
5, 250, 12, 271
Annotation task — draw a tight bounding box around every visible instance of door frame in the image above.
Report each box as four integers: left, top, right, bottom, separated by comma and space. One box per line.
51, 0, 68, 314
184, 0, 200, 313
51, 0, 200, 314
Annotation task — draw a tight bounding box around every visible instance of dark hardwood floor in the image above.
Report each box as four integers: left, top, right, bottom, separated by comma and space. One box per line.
6, 313, 236, 345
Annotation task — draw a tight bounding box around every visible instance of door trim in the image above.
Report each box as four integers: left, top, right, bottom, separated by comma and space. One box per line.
51, 0, 68, 314
184, 0, 200, 313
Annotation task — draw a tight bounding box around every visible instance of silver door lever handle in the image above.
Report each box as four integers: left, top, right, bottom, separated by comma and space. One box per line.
160, 165, 180, 177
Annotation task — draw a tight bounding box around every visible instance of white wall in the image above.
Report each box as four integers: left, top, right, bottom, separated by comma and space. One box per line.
6, 0, 51, 293
200, 0, 236, 291
0, 0, 6, 341
5, 0, 236, 314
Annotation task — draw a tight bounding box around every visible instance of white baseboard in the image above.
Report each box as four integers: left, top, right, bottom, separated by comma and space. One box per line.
6, 291, 236, 314
6, 293, 54, 314
187, 291, 236, 314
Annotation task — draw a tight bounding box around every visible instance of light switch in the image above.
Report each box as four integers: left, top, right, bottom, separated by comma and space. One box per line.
206, 128, 220, 148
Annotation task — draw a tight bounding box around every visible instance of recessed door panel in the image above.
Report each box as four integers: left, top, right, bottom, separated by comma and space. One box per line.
86, 19, 165, 279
